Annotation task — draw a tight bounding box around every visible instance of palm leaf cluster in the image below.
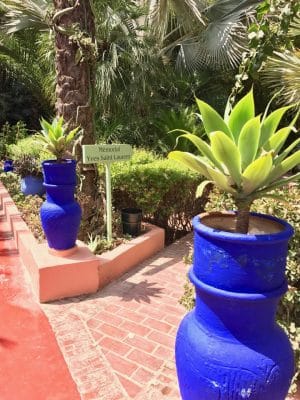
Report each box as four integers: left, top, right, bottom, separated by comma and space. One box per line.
0, 0, 50, 32
0, 0, 264, 77
92, 1, 163, 116
261, 10, 300, 108
262, 50, 300, 107
147, 0, 261, 71
0, 27, 55, 120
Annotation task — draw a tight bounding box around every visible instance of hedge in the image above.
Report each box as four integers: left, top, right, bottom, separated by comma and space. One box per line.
109, 149, 210, 243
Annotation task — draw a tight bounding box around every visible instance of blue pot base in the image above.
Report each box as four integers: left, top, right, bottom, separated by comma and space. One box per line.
176, 212, 294, 400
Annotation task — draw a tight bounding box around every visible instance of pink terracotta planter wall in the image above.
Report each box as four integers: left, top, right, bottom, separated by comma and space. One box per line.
0, 181, 165, 302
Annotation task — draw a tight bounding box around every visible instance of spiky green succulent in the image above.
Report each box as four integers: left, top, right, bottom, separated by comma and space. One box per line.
168, 89, 300, 232
37, 117, 80, 160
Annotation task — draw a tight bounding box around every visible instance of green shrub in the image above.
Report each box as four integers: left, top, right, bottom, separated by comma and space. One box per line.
180, 184, 300, 393
153, 106, 204, 154
110, 149, 211, 243
0, 172, 44, 242
7, 136, 51, 162
0, 121, 28, 158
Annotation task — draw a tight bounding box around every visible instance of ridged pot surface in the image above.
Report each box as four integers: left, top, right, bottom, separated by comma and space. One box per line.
193, 212, 294, 293
175, 212, 294, 400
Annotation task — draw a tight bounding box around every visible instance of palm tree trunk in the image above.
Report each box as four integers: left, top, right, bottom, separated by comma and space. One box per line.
53, 0, 99, 236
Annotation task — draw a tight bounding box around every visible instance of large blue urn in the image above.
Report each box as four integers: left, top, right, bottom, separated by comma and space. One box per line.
40, 159, 81, 250
176, 212, 294, 400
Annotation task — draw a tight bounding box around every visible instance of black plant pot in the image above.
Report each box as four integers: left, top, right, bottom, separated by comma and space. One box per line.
121, 208, 142, 237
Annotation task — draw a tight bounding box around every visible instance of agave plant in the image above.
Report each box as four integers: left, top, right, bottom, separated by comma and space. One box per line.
36, 117, 81, 161
168, 89, 300, 233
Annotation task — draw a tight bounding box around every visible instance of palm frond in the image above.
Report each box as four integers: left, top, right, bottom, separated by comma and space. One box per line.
177, 18, 247, 71
204, 0, 261, 20
0, 0, 50, 33
156, 0, 261, 71
261, 50, 300, 107
146, 0, 206, 42
288, 12, 300, 37
0, 30, 54, 113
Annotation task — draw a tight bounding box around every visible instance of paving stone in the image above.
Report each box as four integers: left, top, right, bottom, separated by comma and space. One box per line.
41, 232, 300, 400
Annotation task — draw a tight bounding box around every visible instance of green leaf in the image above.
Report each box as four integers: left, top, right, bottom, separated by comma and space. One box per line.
40, 118, 53, 134
196, 180, 212, 198
238, 116, 260, 170
274, 138, 300, 166
195, 98, 233, 139
210, 131, 242, 186
53, 117, 64, 139
66, 127, 80, 144
207, 167, 237, 194
168, 151, 211, 179
46, 127, 57, 144
259, 105, 292, 147
264, 127, 292, 155
242, 153, 273, 194
178, 133, 224, 171
268, 150, 300, 183
254, 172, 300, 196
228, 89, 255, 143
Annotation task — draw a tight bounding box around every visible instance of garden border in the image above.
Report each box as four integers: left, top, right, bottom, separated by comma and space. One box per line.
0, 181, 165, 302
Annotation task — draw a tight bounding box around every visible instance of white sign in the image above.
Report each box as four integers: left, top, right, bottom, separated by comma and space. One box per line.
82, 144, 133, 164
81, 144, 133, 243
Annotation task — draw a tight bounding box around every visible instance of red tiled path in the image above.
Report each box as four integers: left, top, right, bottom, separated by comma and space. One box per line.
43, 233, 300, 400
42, 235, 193, 400
0, 203, 80, 399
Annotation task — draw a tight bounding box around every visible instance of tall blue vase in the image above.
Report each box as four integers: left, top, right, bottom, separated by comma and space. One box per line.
40, 159, 81, 250
176, 212, 294, 400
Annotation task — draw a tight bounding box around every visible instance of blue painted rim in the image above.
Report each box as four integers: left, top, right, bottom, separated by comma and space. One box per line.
193, 212, 294, 244
189, 266, 288, 300
42, 159, 76, 167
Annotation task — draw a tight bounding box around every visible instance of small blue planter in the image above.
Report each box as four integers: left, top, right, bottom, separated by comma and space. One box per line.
175, 212, 294, 400
21, 176, 45, 196
40, 159, 81, 251
3, 159, 13, 172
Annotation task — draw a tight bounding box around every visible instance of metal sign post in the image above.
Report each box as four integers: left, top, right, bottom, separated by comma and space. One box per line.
105, 163, 112, 242
82, 144, 133, 242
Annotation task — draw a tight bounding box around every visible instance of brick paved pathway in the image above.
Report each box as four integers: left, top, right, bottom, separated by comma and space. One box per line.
42, 235, 193, 400
42, 234, 299, 400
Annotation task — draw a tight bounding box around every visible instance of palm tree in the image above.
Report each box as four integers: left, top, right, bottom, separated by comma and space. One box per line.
1, 0, 98, 228
52, 0, 97, 203
261, 13, 300, 109
0, 0, 264, 229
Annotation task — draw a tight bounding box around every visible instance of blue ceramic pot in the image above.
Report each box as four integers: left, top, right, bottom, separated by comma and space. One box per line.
42, 159, 77, 185
21, 175, 45, 196
3, 159, 13, 172
40, 159, 81, 250
176, 212, 294, 400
